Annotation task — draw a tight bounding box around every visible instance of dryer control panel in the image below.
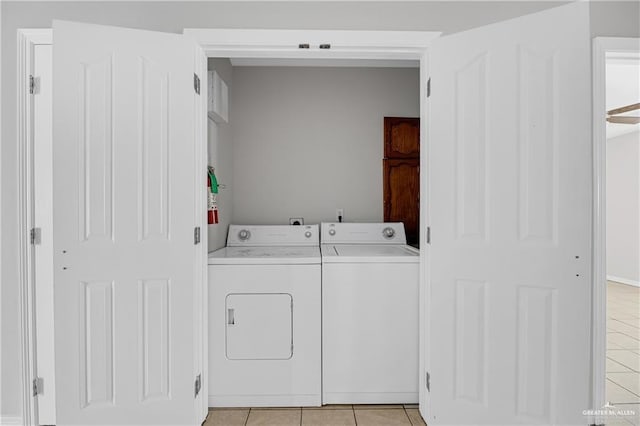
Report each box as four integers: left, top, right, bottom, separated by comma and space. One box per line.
227, 224, 319, 247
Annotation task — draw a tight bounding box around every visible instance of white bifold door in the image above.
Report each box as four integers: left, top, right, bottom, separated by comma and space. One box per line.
52, 21, 206, 425
426, 2, 591, 425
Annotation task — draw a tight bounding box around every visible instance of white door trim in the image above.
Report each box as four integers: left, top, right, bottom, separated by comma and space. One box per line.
591, 36, 640, 418
419, 49, 431, 419
184, 24, 439, 408
184, 28, 439, 417
16, 27, 53, 426
183, 29, 440, 60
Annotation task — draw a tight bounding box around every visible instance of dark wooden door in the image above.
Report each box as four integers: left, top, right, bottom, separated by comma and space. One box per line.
383, 159, 419, 245
383, 117, 420, 245
384, 117, 420, 159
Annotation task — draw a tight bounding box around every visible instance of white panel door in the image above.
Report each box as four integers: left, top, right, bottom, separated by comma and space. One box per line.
426, 3, 591, 425
53, 21, 205, 425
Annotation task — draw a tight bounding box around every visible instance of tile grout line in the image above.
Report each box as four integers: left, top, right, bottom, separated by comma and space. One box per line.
609, 318, 640, 326
607, 330, 640, 341
606, 355, 640, 373
606, 377, 640, 400
244, 407, 250, 426
608, 325, 640, 329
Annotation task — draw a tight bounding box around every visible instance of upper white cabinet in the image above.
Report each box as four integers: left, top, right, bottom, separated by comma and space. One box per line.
208, 70, 228, 123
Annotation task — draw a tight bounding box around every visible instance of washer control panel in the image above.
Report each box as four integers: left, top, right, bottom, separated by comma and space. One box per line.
382, 227, 396, 239
321, 222, 407, 245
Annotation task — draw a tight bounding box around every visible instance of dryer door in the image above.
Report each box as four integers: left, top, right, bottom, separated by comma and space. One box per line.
226, 293, 293, 360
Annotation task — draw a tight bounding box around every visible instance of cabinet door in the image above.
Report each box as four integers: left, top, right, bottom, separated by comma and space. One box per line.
384, 117, 420, 158
383, 159, 420, 245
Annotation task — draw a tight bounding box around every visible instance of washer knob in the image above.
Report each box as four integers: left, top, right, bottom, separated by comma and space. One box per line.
305, 231, 312, 238
238, 229, 251, 241
328, 229, 336, 236
382, 227, 395, 239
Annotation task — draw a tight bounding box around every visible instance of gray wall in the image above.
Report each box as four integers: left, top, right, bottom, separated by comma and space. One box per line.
606, 131, 640, 285
230, 66, 419, 225
207, 58, 234, 251
1, 1, 638, 421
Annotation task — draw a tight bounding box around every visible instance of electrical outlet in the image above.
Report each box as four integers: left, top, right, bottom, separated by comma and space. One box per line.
289, 217, 304, 226
336, 209, 344, 222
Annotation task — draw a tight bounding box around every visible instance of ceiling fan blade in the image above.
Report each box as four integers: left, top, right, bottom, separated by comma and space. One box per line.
607, 116, 640, 125
607, 103, 640, 115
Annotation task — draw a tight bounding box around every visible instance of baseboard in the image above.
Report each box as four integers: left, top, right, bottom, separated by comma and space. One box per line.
323, 392, 419, 405
607, 275, 640, 288
0, 416, 23, 425
209, 394, 321, 408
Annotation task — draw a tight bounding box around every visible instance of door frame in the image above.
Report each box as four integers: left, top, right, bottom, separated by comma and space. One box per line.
17, 27, 440, 424
185, 28, 439, 420
183, 29, 440, 60
16, 28, 53, 426
591, 36, 640, 418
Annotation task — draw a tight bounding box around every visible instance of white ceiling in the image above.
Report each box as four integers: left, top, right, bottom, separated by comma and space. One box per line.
606, 54, 640, 139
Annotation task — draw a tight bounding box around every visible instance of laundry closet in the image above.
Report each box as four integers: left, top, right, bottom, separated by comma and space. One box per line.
205, 59, 420, 248
205, 57, 421, 407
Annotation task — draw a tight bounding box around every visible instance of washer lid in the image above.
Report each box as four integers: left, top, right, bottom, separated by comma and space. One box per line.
321, 244, 419, 263
208, 246, 321, 265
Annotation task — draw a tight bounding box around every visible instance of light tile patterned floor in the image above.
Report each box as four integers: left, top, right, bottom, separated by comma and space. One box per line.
606, 281, 640, 426
205, 405, 426, 426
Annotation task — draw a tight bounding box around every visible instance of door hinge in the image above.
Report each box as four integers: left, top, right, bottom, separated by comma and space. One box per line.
194, 226, 201, 245
30, 228, 41, 245
426, 227, 431, 244
29, 75, 35, 94
33, 377, 43, 396
194, 374, 201, 398
194, 73, 200, 95
425, 371, 430, 392
426, 77, 431, 98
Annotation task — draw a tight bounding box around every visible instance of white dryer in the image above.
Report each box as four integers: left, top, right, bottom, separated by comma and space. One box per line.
321, 222, 420, 404
208, 225, 321, 407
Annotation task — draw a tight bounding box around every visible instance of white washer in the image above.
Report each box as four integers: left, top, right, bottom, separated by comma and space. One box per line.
208, 225, 321, 407
321, 222, 420, 404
